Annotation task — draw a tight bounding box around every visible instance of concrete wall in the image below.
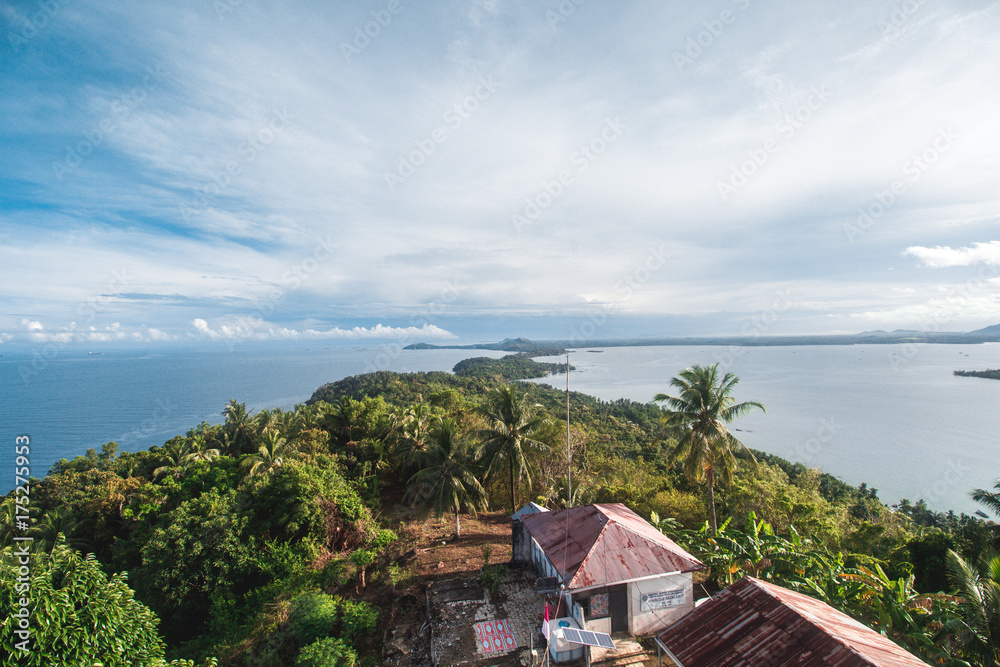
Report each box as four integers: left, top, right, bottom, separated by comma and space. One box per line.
627, 573, 694, 636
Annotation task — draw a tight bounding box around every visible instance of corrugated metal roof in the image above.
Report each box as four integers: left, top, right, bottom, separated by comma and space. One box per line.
657, 577, 929, 667
520, 503, 704, 590
512, 502, 549, 520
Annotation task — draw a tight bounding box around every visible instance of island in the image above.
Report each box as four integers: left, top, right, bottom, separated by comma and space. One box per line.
954, 369, 1000, 380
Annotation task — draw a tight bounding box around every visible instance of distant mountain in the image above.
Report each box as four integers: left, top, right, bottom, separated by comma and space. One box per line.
969, 324, 1000, 337
404, 324, 1000, 353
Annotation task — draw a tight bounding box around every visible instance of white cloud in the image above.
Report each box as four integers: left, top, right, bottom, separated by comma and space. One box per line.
903, 241, 1000, 268
188, 319, 456, 342
4, 1, 1000, 338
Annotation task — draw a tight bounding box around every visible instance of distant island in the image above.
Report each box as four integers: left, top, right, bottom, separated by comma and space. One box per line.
452, 353, 574, 380
406, 324, 1000, 353
954, 369, 1000, 380
405, 337, 568, 356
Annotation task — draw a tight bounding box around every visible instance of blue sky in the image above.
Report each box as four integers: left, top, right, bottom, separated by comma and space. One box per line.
2, 0, 999, 347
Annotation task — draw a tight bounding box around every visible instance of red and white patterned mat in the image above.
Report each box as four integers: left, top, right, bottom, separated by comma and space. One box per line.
474, 619, 517, 654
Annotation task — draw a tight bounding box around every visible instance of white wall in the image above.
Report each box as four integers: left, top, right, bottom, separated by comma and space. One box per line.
627, 573, 694, 636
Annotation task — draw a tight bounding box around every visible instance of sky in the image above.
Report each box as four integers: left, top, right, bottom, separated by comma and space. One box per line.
2, 0, 1000, 347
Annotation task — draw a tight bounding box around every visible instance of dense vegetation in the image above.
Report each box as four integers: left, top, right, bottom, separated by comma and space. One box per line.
4, 365, 1000, 665
452, 353, 571, 380
954, 369, 1000, 380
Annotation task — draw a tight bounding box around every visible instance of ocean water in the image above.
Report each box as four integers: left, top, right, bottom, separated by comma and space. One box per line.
530, 343, 1000, 514
0, 344, 506, 495
2, 342, 998, 513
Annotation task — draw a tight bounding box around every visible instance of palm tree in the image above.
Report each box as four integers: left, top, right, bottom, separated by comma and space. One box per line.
404, 419, 488, 538
972, 480, 1000, 518
476, 384, 549, 516
240, 431, 297, 478
32, 507, 93, 554
393, 403, 436, 478
181, 434, 221, 465
945, 548, 1000, 664
654, 363, 764, 536
222, 399, 254, 454
153, 438, 191, 480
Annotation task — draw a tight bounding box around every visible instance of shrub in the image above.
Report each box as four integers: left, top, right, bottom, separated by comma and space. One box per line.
339, 599, 378, 639
295, 637, 356, 667
288, 592, 339, 645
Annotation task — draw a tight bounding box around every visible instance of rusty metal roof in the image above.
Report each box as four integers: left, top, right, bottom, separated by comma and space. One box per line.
657, 577, 929, 667
520, 503, 704, 590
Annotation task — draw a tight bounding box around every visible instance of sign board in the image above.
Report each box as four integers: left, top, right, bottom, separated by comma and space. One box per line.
640, 588, 686, 611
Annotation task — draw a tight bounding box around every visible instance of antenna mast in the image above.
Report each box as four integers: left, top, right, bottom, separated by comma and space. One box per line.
566, 353, 571, 508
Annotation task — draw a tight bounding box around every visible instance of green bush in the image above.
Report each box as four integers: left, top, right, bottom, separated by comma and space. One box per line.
339, 599, 378, 639
295, 637, 356, 667
0, 540, 166, 666
288, 592, 339, 645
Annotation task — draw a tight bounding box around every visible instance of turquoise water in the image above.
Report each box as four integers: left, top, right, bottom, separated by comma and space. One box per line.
0, 344, 505, 494
530, 343, 1000, 514
2, 342, 998, 513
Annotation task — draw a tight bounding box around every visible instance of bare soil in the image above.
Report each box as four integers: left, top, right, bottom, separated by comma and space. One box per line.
379, 501, 515, 667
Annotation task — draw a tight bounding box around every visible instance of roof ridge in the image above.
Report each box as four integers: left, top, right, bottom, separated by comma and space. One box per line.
747, 578, 898, 667
567, 510, 613, 589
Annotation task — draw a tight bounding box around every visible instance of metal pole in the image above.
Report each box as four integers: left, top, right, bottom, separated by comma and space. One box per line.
566, 353, 571, 508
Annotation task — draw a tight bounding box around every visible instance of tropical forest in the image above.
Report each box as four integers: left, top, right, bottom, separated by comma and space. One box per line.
4, 361, 1000, 666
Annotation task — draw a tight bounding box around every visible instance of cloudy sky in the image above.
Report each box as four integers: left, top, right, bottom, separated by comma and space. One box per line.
2, 0, 999, 346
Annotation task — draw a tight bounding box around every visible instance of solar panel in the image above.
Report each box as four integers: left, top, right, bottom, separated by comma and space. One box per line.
561, 627, 616, 649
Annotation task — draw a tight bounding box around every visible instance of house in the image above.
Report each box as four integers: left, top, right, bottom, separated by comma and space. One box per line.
655, 576, 930, 667
513, 503, 704, 638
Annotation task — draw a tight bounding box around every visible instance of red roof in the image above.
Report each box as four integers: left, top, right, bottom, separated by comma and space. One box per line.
657, 577, 929, 667
520, 503, 703, 590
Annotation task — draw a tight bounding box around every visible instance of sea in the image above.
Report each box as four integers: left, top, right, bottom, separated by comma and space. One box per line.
2, 341, 998, 514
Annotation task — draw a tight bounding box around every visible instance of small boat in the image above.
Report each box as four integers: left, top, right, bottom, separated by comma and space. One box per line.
88, 352, 104, 356
975, 510, 989, 519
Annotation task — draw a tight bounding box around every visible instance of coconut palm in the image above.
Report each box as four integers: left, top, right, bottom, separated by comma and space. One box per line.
476, 384, 549, 516
972, 481, 1000, 518
181, 434, 221, 465
654, 363, 765, 536
240, 431, 297, 478
32, 507, 93, 554
945, 548, 1000, 664
393, 403, 437, 478
404, 419, 488, 538
153, 438, 191, 480
222, 399, 254, 454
